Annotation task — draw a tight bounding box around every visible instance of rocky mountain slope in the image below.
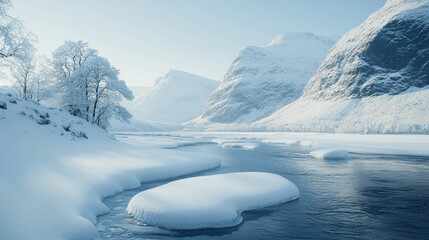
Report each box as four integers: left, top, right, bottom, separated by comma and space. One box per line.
197, 33, 334, 124
304, 0, 429, 100
257, 0, 429, 134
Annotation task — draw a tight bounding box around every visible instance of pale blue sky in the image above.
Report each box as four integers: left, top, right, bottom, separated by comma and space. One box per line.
11, 0, 386, 86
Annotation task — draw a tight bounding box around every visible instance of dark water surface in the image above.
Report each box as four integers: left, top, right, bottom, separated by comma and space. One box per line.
96, 136, 429, 240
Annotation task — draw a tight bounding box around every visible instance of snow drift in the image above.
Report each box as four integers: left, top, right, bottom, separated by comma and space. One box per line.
127, 172, 299, 229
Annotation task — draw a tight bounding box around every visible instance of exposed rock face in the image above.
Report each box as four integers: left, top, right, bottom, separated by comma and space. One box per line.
200, 33, 334, 123
304, 0, 429, 99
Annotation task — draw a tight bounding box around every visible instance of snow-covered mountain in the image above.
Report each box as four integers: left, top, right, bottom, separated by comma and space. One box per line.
196, 33, 334, 124
257, 0, 429, 134
129, 70, 219, 124
304, 0, 429, 99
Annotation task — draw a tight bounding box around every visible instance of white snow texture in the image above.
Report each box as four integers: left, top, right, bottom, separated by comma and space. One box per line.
127, 172, 299, 229
0, 93, 220, 240
310, 149, 350, 160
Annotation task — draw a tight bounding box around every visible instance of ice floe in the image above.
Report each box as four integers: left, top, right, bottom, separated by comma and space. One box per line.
127, 172, 299, 229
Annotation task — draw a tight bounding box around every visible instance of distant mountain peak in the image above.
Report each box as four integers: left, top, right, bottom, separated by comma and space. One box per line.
155, 69, 218, 86
131, 70, 219, 123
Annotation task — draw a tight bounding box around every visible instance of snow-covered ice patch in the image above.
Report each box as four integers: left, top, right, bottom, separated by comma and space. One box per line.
211, 138, 260, 150
310, 148, 350, 160
221, 142, 259, 150
127, 172, 299, 230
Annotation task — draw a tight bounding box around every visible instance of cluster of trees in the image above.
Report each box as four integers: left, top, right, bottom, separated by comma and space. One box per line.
0, 0, 134, 128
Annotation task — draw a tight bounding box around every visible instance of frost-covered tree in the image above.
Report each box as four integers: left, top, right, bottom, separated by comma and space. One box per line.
51, 40, 97, 116
51, 40, 134, 128
9, 50, 52, 103
86, 56, 133, 128
0, 0, 35, 60
10, 49, 34, 100
0, 0, 43, 101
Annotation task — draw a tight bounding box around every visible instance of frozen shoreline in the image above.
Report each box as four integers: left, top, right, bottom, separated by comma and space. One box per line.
2, 126, 429, 239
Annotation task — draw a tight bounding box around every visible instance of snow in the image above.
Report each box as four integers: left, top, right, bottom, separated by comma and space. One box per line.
2, 96, 429, 240
0, 93, 220, 240
127, 70, 219, 124
310, 149, 350, 160
186, 132, 429, 157
258, 86, 429, 134
127, 172, 299, 230
114, 133, 211, 149
193, 33, 334, 125
211, 138, 260, 150
221, 142, 259, 150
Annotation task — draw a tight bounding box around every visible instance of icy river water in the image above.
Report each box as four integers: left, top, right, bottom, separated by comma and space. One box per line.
96, 134, 429, 240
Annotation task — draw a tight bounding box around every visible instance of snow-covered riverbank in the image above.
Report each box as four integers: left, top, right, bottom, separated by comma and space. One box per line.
0, 95, 220, 240
1, 96, 428, 239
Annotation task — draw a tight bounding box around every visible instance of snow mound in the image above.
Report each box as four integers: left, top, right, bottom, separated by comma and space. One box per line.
310, 149, 350, 160
129, 70, 219, 123
211, 138, 260, 150
127, 172, 299, 230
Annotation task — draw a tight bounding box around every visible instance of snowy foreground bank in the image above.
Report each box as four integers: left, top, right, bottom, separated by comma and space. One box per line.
0, 95, 220, 240
0, 137, 220, 240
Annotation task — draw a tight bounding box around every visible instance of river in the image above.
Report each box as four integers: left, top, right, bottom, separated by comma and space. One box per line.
96, 134, 429, 240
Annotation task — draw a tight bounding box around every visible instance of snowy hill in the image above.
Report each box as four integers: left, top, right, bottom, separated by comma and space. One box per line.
129, 70, 219, 124
0, 93, 109, 141
195, 33, 334, 125
257, 0, 429, 134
